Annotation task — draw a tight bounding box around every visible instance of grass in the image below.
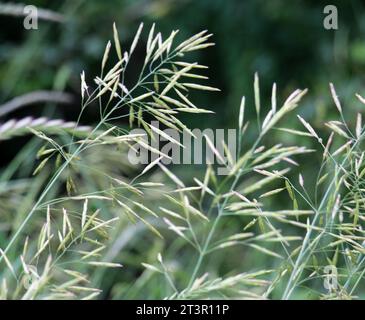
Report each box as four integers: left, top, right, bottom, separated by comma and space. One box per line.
1, 23, 365, 300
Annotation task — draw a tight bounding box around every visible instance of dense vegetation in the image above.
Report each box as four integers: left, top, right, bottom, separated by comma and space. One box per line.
1, 0, 365, 300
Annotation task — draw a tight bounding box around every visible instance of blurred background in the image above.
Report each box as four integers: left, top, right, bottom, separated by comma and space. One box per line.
2, 0, 365, 194
1, 0, 365, 299
2, 0, 365, 131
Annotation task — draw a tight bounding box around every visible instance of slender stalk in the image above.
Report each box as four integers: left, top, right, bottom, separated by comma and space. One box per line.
0, 51, 177, 263
186, 136, 263, 291
282, 132, 365, 299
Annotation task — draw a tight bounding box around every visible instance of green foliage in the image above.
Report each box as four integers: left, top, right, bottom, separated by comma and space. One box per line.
2, 0, 365, 300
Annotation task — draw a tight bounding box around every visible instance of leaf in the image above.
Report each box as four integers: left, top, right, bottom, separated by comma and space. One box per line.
330, 83, 342, 113
259, 188, 285, 198
248, 243, 283, 259
113, 22, 122, 60
102, 40, 111, 71
238, 96, 245, 131
254, 72, 261, 118
130, 23, 144, 55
